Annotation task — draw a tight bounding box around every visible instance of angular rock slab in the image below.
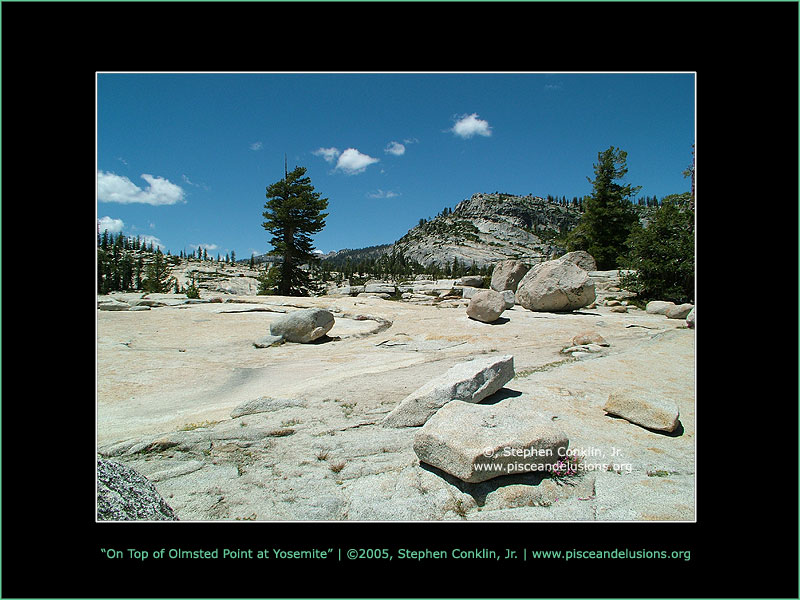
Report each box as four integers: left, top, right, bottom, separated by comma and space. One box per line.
603, 390, 681, 432
269, 308, 334, 343
413, 401, 569, 483
382, 354, 515, 428
516, 259, 596, 312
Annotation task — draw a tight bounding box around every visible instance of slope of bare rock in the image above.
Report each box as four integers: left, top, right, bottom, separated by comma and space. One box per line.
97, 292, 695, 521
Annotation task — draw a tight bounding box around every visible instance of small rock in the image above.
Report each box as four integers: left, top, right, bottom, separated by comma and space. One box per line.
466, 289, 506, 323
604, 299, 621, 306
665, 303, 694, 319
610, 305, 628, 313
603, 390, 681, 432
686, 307, 695, 328
382, 354, 515, 428
571, 331, 609, 346
253, 334, 285, 348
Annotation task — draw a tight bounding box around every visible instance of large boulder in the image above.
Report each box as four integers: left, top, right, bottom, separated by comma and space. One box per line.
603, 390, 681, 432
97, 459, 178, 521
686, 307, 695, 328
466, 289, 506, 323
269, 308, 334, 343
516, 260, 596, 312
558, 250, 597, 272
490, 259, 529, 292
413, 401, 570, 483
382, 354, 515, 428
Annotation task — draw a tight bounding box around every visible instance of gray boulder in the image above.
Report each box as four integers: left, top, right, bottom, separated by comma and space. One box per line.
516, 260, 596, 312
382, 354, 515, 428
665, 303, 694, 320
490, 259, 529, 292
269, 308, 334, 343
413, 401, 569, 483
466, 289, 506, 323
558, 250, 597, 272
97, 458, 178, 521
500, 290, 515, 309
603, 390, 681, 432
686, 307, 695, 328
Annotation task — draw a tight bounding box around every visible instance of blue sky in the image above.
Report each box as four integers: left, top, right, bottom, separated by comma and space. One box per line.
96, 72, 695, 259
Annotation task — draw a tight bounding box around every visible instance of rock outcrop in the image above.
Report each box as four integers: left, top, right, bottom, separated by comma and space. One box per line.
97, 458, 178, 521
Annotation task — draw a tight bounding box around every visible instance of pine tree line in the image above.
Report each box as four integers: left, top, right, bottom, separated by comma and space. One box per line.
97, 230, 179, 294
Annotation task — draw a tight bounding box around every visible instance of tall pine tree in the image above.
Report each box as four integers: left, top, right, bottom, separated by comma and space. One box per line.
567, 146, 640, 270
262, 164, 328, 296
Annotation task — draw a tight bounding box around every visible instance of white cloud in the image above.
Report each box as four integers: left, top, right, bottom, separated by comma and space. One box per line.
367, 189, 400, 199
384, 141, 405, 156
97, 171, 186, 205
98, 216, 124, 234
450, 113, 492, 139
313, 147, 341, 164
544, 83, 563, 91
193, 243, 218, 252
250, 141, 263, 151
335, 148, 379, 175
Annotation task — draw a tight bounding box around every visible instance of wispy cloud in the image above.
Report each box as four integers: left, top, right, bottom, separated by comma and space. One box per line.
450, 113, 492, 139
97, 171, 186, 205
98, 216, 124, 234
250, 141, 263, 151
139, 234, 165, 251
384, 141, 405, 156
544, 83, 563, 91
335, 148, 379, 175
367, 189, 400, 199
313, 147, 341, 164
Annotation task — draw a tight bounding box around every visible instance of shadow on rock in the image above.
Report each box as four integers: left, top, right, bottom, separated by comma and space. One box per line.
419, 462, 549, 507
479, 387, 523, 405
